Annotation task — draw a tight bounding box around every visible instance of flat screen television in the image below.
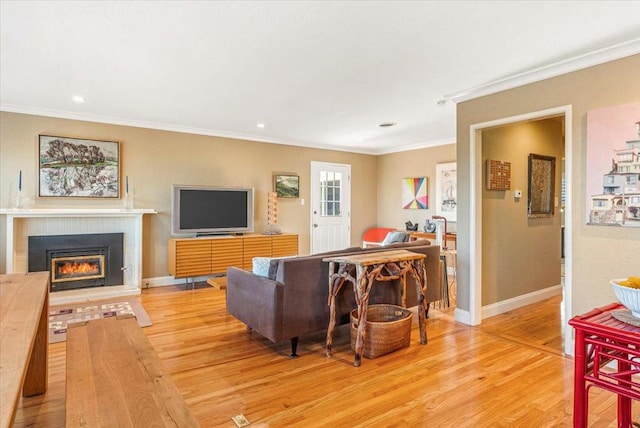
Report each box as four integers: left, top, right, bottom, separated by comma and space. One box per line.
172, 185, 254, 236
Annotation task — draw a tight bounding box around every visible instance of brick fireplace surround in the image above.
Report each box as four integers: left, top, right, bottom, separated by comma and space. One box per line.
0, 208, 156, 305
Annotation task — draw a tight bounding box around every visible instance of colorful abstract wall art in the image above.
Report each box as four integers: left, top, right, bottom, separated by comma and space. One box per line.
402, 177, 428, 209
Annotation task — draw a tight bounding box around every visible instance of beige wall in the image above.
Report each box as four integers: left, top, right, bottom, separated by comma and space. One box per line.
456, 54, 640, 317
482, 119, 564, 305
0, 112, 378, 278
377, 144, 457, 232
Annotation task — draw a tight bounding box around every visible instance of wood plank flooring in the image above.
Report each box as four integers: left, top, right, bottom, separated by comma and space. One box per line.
13, 284, 638, 427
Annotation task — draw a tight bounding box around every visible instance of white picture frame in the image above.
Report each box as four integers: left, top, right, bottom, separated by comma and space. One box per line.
436, 162, 457, 222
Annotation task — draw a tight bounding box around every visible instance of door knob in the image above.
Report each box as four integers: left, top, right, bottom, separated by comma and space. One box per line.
313, 224, 318, 228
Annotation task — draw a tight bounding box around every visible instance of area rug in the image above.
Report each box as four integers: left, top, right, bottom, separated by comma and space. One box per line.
49, 298, 152, 343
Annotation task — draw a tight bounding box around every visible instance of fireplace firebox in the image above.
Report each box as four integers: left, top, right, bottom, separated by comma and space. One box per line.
28, 233, 124, 292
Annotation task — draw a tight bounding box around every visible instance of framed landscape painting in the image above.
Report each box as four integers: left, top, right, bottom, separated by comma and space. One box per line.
274, 174, 299, 198
39, 135, 120, 198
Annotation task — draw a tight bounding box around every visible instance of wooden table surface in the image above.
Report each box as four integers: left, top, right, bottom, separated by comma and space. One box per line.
0, 272, 50, 428
323, 249, 427, 266
66, 315, 200, 427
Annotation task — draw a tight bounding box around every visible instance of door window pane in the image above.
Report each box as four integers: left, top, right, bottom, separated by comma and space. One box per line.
320, 171, 342, 217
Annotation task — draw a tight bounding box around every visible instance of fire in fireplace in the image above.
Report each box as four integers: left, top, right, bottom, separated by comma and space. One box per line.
51, 254, 105, 282
28, 233, 124, 292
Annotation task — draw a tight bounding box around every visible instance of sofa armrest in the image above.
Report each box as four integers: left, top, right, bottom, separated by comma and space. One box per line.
226, 267, 284, 343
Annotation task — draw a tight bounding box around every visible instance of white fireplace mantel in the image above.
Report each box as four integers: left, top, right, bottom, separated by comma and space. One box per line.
1, 208, 157, 304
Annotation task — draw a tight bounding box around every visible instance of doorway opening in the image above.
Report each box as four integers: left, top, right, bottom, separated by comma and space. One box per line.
466, 105, 573, 355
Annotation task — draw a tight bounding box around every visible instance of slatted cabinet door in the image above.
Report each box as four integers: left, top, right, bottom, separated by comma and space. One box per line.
242, 235, 272, 270
170, 239, 212, 278
272, 234, 298, 257
211, 238, 243, 274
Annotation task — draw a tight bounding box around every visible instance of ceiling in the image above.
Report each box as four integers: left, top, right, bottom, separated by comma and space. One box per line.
1, 1, 639, 155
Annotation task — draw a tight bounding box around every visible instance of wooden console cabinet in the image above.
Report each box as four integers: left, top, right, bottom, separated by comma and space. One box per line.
168, 234, 298, 279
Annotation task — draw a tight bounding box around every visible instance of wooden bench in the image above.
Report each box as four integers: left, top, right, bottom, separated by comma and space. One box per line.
65, 314, 200, 427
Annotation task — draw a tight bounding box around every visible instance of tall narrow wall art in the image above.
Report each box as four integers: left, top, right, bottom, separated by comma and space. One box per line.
436, 162, 457, 222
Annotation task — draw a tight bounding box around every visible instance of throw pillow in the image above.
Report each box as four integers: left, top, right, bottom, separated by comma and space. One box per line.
381, 231, 409, 246
253, 255, 298, 279
252, 257, 272, 277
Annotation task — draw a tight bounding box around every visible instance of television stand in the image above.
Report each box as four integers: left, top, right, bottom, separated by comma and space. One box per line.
168, 233, 298, 279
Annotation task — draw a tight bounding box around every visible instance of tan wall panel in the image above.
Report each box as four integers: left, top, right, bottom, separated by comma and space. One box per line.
377, 144, 457, 236
481, 119, 564, 305
0, 113, 378, 277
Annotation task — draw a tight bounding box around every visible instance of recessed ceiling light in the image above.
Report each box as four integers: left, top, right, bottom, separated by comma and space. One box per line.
72, 95, 86, 103
379, 122, 396, 128
257, 123, 265, 128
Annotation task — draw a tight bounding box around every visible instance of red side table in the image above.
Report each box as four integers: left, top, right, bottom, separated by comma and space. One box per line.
569, 303, 640, 428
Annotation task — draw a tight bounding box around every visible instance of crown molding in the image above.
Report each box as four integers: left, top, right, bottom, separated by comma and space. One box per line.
441, 38, 640, 104
0, 104, 379, 155
374, 138, 456, 155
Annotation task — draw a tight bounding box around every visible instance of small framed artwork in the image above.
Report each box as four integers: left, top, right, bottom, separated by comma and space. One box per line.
39, 135, 120, 198
274, 174, 299, 198
528, 153, 556, 218
486, 159, 511, 190
401, 177, 428, 209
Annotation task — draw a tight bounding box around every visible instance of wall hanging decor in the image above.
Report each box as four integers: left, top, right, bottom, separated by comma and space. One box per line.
527, 153, 556, 218
586, 103, 640, 227
274, 174, 299, 198
486, 159, 511, 190
435, 162, 457, 221
38, 135, 120, 198
401, 177, 428, 209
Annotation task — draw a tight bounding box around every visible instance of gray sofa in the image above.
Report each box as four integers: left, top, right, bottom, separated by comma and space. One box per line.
225, 240, 441, 356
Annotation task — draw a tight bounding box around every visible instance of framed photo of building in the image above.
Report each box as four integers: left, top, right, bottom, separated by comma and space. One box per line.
586, 103, 640, 227
38, 135, 120, 198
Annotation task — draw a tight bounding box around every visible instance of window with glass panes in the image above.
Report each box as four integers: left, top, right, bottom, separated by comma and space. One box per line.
320, 171, 342, 216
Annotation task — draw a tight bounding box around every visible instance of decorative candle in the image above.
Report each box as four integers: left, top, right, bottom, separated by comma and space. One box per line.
18, 170, 22, 191
125, 175, 129, 194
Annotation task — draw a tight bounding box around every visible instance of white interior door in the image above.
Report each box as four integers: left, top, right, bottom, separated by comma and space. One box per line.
310, 162, 351, 254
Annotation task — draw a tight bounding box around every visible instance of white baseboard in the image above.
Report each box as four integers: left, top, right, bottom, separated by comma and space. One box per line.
454, 308, 474, 325
481, 285, 562, 319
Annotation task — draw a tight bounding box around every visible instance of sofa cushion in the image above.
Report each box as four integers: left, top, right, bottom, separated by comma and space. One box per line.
381, 231, 409, 245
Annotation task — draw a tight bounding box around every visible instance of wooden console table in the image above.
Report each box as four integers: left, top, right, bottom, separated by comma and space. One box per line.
323, 249, 428, 367
569, 303, 640, 428
0, 272, 49, 428
409, 231, 457, 249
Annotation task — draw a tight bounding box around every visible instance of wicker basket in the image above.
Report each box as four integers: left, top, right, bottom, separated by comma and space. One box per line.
350, 304, 412, 359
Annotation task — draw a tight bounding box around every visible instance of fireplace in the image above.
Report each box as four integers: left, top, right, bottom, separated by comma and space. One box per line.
28, 233, 124, 292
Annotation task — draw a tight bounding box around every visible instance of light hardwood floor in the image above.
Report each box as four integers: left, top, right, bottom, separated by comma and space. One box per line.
14, 284, 637, 427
